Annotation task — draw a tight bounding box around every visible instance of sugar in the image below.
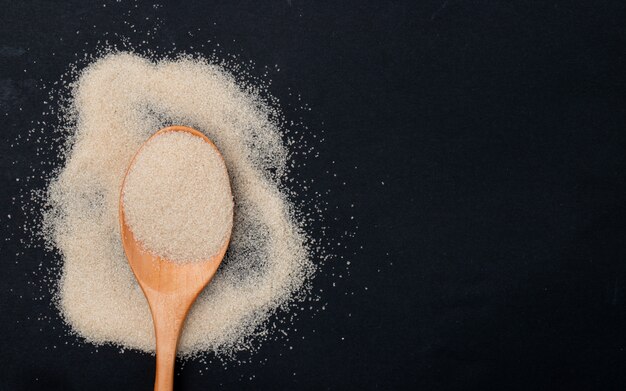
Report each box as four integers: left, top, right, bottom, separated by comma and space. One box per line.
43, 52, 314, 356
122, 131, 233, 263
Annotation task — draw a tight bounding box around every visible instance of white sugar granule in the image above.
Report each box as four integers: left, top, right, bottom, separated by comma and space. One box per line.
43, 52, 314, 356
122, 131, 233, 263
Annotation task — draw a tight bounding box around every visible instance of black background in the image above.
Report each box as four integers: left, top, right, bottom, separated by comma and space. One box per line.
2, 1, 626, 390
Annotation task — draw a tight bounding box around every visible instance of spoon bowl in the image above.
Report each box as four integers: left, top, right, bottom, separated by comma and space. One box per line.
119, 125, 233, 391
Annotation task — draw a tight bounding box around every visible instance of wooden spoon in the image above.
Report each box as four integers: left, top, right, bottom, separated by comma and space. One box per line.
119, 125, 233, 391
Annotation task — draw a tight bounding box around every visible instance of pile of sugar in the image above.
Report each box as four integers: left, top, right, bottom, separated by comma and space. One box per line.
43, 52, 314, 356
122, 131, 233, 263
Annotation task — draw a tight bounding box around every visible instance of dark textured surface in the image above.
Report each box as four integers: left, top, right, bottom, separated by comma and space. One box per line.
2, 1, 626, 390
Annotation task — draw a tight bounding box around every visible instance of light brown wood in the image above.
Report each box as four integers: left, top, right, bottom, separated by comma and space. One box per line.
119, 126, 233, 391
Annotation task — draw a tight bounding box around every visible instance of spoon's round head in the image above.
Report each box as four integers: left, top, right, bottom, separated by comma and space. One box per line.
119, 125, 233, 298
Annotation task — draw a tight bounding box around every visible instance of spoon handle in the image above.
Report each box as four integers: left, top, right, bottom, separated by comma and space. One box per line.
154, 336, 176, 391
150, 294, 189, 391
